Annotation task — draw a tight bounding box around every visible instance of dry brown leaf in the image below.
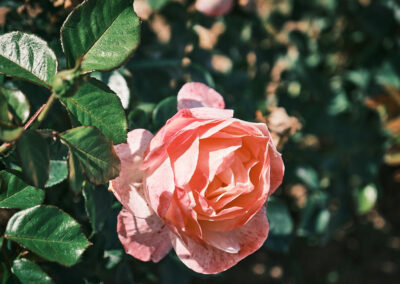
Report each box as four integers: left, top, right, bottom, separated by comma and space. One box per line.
150, 14, 171, 43
134, 0, 153, 20
256, 107, 302, 149
287, 184, 307, 208
52, 0, 81, 9
0, 7, 10, 26
211, 54, 232, 74
385, 145, 400, 166
194, 22, 226, 50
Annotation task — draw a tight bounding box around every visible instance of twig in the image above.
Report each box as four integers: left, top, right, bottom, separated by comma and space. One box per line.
0, 93, 56, 155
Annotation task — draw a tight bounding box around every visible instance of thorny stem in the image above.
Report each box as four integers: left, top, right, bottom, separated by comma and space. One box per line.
23, 104, 46, 130
0, 93, 57, 155
31, 93, 57, 130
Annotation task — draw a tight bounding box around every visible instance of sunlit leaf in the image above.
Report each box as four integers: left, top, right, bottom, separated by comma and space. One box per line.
5, 205, 90, 266
61, 0, 140, 72
296, 166, 319, 190
0, 170, 44, 209
356, 184, 378, 215
0, 87, 30, 124
0, 32, 57, 88
12, 258, 53, 284
61, 79, 127, 144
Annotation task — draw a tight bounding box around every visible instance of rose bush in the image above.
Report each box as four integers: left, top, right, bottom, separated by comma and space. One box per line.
110, 82, 284, 274
195, 0, 234, 17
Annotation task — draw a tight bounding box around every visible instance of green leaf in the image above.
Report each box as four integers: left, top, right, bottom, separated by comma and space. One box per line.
17, 130, 50, 188
67, 151, 86, 193
116, 261, 135, 283
45, 139, 70, 189
265, 198, 293, 252
61, 79, 127, 144
297, 192, 329, 236
104, 250, 123, 269
12, 258, 53, 284
148, 0, 169, 10
267, 198, 294, 236
0, 87, 30, 124
0, 170, 44, 209
45, 160, 68, 188
82, 184, 113, 234
1, 264, 11, 284
0, 91, 25, 142
128, 108, 151, 130
152, 96, 177, 130
91, 70, 131, 109
5, 205, 90, 266
0, 92, 9, 122
356, 183, 378, 214
128, 102, 156, 130
0, 121, 23, 142
315, 209, 331, 233
376, 62, 400, 88
61, 0, 140, 72
296, 166, 319, 190
0, 32, 57, 88
60, 126, 120, 185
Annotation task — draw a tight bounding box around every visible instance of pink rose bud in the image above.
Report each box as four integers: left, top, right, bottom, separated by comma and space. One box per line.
195, 0, 235, 17
109, 82, 284, 274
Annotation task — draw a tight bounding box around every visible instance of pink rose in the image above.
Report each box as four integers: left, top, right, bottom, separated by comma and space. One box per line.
110, 82, 284, 274
195, 0, 234, 17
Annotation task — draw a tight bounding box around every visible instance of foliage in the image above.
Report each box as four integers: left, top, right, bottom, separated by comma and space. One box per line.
0, 0, 399, 283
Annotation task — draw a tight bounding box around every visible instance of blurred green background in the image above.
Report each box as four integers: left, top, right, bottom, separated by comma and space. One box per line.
1, 0, 400, 283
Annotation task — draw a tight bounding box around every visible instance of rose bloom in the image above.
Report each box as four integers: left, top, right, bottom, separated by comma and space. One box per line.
195, 0, 234, 17
110, 82, 284, 274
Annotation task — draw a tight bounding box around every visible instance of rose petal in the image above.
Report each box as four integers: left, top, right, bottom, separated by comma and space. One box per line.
195, 0, 234, 17
170, 206, 269, 274
110, 129, 154, 218
200, 119, 235, 139
198, 137, 242, 182
144, 157, 175, 217
177, 82, 225, 110
189, 107, 234, 120
168, 133, 200, 187
117, 208, 172, 263
201, 229, 240, 254
250, 122, 273, 139
142, 112, 234, 175
167, 188, 203, 239
268, 144, 285, 195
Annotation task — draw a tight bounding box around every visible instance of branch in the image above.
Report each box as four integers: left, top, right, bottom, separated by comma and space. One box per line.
0, 93, 56, 155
